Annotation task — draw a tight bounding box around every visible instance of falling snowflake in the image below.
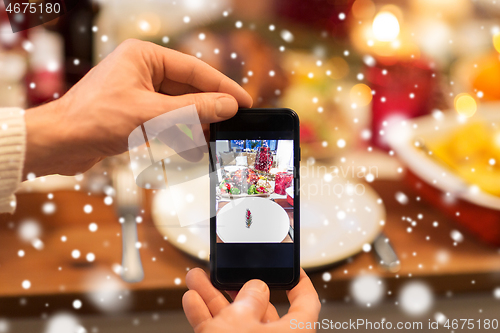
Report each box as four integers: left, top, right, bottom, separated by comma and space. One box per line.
177, 234, 187, 243
395, 192, 409, 205
280, 30, 294, 43
363, 55, 376, 67
0, 318, 9, 333
72, 250, 81, 259
362, 243, 372, 252
104, 196, 113, 205
493, 287, 500, 299
86, 271, 129, 312
42, 202, 56, 215
434, 312, 447, 325
22, 280, 31, 289
88, 223, 98, 232
83, 205, 93, 214
350, 275, 385, 306
86, 253, 95, 262
450, 230, 464, 243
18, 219, 41, 242
44, 313, 83, 333
399, 281, 433, 316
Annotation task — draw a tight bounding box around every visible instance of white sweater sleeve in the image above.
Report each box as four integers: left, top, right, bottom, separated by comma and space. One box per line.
0, 108, 26, 214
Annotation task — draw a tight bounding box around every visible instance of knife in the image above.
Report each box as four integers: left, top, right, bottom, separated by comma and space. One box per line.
373, 233, 401, 273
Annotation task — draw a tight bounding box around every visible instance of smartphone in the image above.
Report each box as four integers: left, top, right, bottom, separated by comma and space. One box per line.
209, 108, 300, 290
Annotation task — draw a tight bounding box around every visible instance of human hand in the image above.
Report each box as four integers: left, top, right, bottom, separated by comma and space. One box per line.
23, 39, 252, 178
182, 268, 321, 333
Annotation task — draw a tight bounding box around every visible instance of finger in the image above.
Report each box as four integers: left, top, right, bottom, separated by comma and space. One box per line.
228, 280, 270, 321
262, 302, 280, 323
226, 290, 279, 323
182, 290, 212, 331
185, 268, 231, 316
157, 78, 202, 96
281, 268, 321, 321
141, 41, 253, 107
150, 92, 239, 124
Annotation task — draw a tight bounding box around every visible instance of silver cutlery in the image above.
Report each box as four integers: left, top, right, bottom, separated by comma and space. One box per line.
113, 165, 145, 283
373, 233, 400, 273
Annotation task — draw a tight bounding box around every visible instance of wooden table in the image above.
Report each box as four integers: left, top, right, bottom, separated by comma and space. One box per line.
1, 180, 500, 317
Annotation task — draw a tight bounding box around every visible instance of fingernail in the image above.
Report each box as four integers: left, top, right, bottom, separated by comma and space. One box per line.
215, 97, 237, 118
243, 280, 268, 293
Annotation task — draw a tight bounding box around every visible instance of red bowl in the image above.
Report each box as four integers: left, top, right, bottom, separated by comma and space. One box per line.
387, 103, 500, 247
404, 170, 500, 246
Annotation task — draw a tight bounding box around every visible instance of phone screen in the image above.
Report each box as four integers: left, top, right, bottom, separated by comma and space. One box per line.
210, 109, 299, 289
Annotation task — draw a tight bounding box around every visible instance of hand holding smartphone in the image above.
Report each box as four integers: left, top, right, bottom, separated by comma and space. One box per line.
209, 108, 300, 290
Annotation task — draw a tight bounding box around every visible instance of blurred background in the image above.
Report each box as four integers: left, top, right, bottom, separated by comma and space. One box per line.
1, 0, 500, 331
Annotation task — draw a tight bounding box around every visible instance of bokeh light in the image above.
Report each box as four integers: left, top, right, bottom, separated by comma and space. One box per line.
454, 93, 477, 117
372, 11, 400, 42
350, 83, 373, 106
493, 33, 500, 53
352, 0, 376, 20
136, 13, 161, 36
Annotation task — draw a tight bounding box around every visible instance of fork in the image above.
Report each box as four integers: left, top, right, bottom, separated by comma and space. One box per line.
113, 165, 145, 283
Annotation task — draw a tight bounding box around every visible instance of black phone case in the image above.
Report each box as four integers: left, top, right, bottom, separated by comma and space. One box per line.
209, 108, 300, 290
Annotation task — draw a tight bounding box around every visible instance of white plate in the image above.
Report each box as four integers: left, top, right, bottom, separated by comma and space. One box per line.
386, 102, 500, 211
152, 166, 385, 269
217, 197, 290, 243
223, 165, 245, 173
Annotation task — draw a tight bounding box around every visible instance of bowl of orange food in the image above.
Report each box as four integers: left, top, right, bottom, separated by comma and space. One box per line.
386, 102, 500, 246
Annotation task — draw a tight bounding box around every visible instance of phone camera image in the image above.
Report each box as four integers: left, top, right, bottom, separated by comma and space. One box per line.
210, 108, 299, 289
215, 139, 294, 245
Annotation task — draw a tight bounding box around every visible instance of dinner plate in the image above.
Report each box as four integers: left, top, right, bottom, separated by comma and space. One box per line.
223, 165, 245, 173
217, 197, 290, 243
152, 166, 385, 270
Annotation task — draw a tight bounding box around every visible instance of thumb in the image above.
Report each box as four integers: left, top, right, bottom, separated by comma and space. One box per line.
228, 280, 270, 321
154, 92, 239, 124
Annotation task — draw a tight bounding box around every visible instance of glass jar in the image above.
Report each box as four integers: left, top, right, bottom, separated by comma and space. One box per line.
254, 146, 272, 172
274, 171, 293, 195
